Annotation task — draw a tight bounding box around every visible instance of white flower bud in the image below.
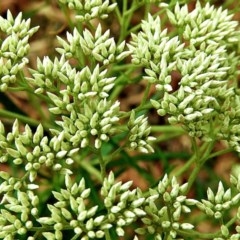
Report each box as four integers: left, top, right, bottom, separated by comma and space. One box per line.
221, 225, 229, 237
181, 223, 194, 230
95, 138, 102, 149
116, 227, 124, 236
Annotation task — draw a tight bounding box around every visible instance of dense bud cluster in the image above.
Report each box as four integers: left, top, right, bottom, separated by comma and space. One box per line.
129, 2, 240, 150
0, 11, 38, 91
128, 111, 156, 153
58, 0, 117, 22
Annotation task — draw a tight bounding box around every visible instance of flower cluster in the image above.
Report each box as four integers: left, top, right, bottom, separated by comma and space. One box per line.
0, 11, 38, 91
167, 2, 239, 47
0, 1, 240, 240
27, 10, 153, 151
129, 1, 240, 150
135, 175, 196, 239
1, 163, 240, 239
37, 174, 106, 240
101, 172, 146, 237
0, 120, 75, 182
58, 0, 117, 22
218, 94, 240, 152
128, 13, 184, 92
0, 189, 39, 239
56, 98, 120, 149
127, 111, 156, 153
197, 181, 240, 220
57, 24, 131, 66
197, 177, 240, 240
28, 55, 121, 149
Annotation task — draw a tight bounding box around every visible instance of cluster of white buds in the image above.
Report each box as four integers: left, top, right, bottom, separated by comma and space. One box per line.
101, 172, 146, 237
127, 111, 156, 153
0, 11, 38, 91
0, 120, 75, 185
129, 1, 240, 149
167, 2, 239, 47
217, 94, 240, 152
0, 189, 39, 239
128, 14, 184, 92
57, 98, 120, 149
29, 55, 121, 149
197, 182, 240, 219
57, 24, 131, 66
29, 57, 116, 99
58, 0, 117, 22
197, 180, 240, 239
37, 174, 108, 240
135, 174, 196, 239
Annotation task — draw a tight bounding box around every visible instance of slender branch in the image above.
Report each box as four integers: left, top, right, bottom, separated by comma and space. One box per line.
0, 109, 53, 130
78, 160, 102, 182
177, 229, 221, 239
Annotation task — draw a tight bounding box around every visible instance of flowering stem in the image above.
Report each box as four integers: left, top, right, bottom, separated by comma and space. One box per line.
205, 147, 233, 160
78, 161, 102, 182
118, 0, 132, 42
171, 153, 196, 178
140, 81, 151, 107
96, 149, 107, 181
185, 140, 216, 193
109, 68, 135, 101
71, 234, 81, 240
105, 229, 112, 240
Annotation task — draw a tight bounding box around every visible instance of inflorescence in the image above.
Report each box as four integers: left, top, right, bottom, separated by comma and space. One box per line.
0, 0, 240, 239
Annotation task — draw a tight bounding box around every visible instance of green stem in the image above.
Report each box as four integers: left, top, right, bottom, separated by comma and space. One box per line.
118, 0, 128, 42
0, 109, 53, 130
185, 141, 216, 193
151, 125, 185, 133
191, 137, 200, 163
71, 234, 81, 240
173, 142, 233, 193
58, 3, 75, 30
112, 0, 122, 24
153, 124, 186, 142
111, 63, 136, 71
130, 101, 153, 115
177, 229, 221, 239
94, 148, 106, 181
156, 132, 185, 142
109, 68, 135, 101
226, 215, 238, 227
140, 81, 151, 107
104, 144, 126, 165
105, 229, 112, 240
171, 154, 196, 178
28, 92, 48, 123
185, 161, 203, 193
99, 157, 106, 181
163, 232, 171, 240
203, 147, 232, 161
144, 1, 151, 19
78, 160, 102, 182
118, 0, 141, 42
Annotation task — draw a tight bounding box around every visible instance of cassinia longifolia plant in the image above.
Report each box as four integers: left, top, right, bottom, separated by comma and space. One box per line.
0, 0, 240, 239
